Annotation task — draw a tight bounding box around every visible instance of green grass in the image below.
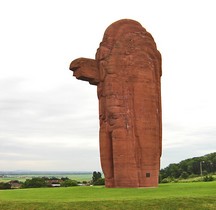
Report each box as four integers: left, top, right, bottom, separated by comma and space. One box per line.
0, 182, 215, 210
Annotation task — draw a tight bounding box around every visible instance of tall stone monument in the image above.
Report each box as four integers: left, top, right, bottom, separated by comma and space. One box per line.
70, 19, 162, 187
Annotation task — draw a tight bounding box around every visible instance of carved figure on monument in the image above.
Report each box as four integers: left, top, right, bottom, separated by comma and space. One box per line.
69, 19, 162, 187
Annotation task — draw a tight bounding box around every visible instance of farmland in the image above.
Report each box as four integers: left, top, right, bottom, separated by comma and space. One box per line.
0, 172, 92, 183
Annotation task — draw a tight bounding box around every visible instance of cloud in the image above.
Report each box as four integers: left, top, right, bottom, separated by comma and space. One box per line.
161, 123, 216, 167
0, 138, 101, 171
0, 77, 98, 134
1, 0, 216, 172
0, 75, 101, 171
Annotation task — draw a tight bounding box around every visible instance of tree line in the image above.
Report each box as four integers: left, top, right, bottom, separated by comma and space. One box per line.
1, 153, 215, 189
0, 172, 105, 189
160, 152, 216, 182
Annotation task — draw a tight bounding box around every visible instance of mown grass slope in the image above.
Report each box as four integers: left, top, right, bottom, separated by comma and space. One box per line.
0, 182, 215, 210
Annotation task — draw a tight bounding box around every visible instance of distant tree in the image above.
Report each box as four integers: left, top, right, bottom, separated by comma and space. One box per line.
22, 177, 47, 188
50, 177, 60, 180
93, 178, 105, 185
61, 180, 78, 187
180, 171, 189, 179
169, 164, 181, 178
61, 177, 70, 181
82, 181, 87, 185
160, 152, 216, 180
93, 171, 100, 181
92, 171, 102, 184
188, 174, 197, 179
203, 175, 214, 182
202, 170, 208, 176
0, 182, 11, 189
41, 176, 49, 181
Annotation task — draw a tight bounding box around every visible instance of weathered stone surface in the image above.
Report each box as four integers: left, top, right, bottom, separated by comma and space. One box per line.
70, 19, 162, 187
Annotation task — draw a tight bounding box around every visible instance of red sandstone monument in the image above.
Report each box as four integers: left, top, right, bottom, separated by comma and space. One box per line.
70, 19, 162, 187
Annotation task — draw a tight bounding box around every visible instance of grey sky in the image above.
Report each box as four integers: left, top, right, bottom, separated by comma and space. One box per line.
0, 0, 216, 171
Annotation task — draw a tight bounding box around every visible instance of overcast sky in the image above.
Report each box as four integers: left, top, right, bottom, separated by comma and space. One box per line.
0, 0, 215, 172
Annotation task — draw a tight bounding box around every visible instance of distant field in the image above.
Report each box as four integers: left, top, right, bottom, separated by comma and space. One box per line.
0, 181, 215, 210
0, 173, 92, 183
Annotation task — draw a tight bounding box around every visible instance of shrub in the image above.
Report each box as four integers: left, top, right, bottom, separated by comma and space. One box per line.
203, 175, 214, 182
93, 178, 105, 185
22, 177, 47, 188
0, 182, 11, 189
202, 170, 208, 176
161, 178, 170, 183
180, 171, 189, 179
188, 174, 198, 178
92, 171, 102, 183
61, 180, 78, 187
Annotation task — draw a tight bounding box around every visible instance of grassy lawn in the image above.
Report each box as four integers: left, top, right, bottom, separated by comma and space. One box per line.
0, 182, 215, 209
